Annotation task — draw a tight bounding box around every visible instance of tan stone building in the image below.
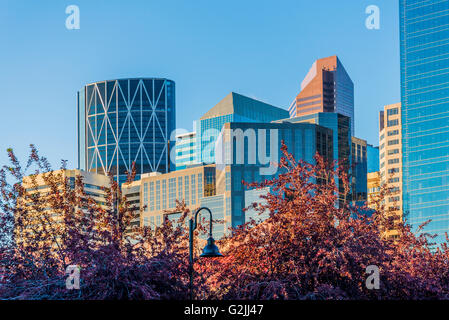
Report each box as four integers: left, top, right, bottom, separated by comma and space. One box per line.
367, 171, 381, 209
122, 165, 227, 238
379, 103, 403, 240
18, 169, 110, 249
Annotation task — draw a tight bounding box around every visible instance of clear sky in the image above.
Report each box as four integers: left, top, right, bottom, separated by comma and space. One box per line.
0, 0, 400, 169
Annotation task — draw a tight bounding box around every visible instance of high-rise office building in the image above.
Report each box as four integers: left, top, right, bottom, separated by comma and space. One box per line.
77, 78, 176, 184
367, 145, 380, 173
195, 92, 289, 164
18, 170, 111, 249
175, 132, 197, 170
379, 103, 403, 240
276, 113, 351, 202
291, 55, 355, 135
129, 121, 334, 239
367, 171, 381, 210
351, 137, 368, 204
400, 0, 449, 245
124, 165, 223, 239
216, 122, 334, 231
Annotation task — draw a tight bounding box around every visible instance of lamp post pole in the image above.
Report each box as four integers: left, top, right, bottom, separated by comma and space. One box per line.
189, 207, 223, 300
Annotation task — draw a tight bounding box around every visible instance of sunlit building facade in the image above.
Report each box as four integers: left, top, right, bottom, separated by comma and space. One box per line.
367, 171, 381, 210
291, 55, 355, 135
18, 170, 111, 249
380, 103, 403, 240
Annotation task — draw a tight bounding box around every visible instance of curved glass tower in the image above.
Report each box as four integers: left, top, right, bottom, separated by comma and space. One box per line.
77, 78, 176, 183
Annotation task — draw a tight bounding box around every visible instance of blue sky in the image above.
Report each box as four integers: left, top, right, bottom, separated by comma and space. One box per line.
0, 0, 400, 169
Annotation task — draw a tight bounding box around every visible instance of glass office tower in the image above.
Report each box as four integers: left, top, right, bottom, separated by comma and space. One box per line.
196, 92, 289, 164
216, 122, 333, 230
275, 113, 351, 203
175, 132, 197, 170
77, 78, 176, 184
400, 0, 449, 245
367, 145, 379, 173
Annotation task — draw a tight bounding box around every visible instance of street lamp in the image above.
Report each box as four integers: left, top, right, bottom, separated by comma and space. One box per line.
189, 207, 223, 300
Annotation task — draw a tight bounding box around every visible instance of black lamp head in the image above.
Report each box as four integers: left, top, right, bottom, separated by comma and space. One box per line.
200, 236, 223, 258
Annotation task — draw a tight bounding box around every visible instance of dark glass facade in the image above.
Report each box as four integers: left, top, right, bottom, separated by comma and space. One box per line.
351, 137, 368, 204
216, 122, 333, 229
400, 0, 449, 244
77, 78, 176, 184
277, 113, 352, 202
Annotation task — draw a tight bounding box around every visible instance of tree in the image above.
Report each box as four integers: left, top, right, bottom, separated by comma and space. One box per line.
2, 143, 449, 300
198, 142, 449, 300
0, 145, 190, 299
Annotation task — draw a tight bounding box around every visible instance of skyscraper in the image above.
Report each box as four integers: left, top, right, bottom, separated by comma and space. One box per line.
195, 92, 289, 164
351, 137, 368, 204
276, 112, 351, 202
400, 0, 449, 245
77, 78, 176, 184
216, 121, 334, 232
175, 132, 197, 170
291, 55, 355, 135
367, 145, 380, 173
380, 103, 403, 240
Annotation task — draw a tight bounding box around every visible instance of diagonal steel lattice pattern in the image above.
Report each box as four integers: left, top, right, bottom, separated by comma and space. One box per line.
78, 78, 176, 181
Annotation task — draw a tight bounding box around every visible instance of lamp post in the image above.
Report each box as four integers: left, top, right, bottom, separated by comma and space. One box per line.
189, 207, 223, 300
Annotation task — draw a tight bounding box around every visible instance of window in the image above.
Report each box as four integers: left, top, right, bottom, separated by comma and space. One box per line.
156, 181, 160, 210
388, 158, 399, 165
388, 177, 400, 183
388, 168, 400, 174
388, 139, 399, 146
198, 173, 203, 199
388, 130, 399, 136
388, 149, 399, 155
149, 182, 154, 211
387, 119, 399, 127
169, 178, 176, 208
387, 108, 399, 116
225, 172, 231, 191
143, 183, 148, 212
191, 174, 196, 205
162, 180, 167, 209
184, 176, 189, 206
178, 177, 183, 204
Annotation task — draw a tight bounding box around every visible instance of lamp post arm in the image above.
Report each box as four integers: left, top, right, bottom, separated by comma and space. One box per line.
193, 207, 213, 237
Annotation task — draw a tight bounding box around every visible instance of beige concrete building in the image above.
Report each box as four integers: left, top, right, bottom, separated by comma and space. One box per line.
367, 171, 381, 209
379, 103, 403, 240
18, 169, 110, 249
122, 165, 227, 238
